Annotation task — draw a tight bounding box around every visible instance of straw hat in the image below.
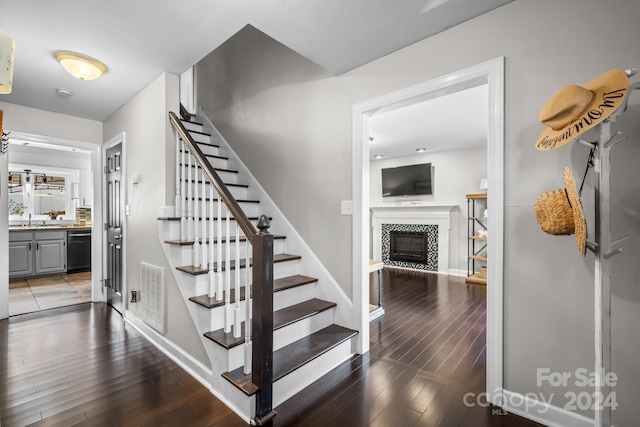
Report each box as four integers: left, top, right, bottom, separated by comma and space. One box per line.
536, 69, 628, 150
535, 167, 587, 256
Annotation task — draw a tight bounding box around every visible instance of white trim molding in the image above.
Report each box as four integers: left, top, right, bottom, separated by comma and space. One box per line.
500, 389, 594, 427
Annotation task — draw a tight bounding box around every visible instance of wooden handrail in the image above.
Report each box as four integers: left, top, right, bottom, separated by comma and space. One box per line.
169, 110, 275, 423
169, 111, 257, 243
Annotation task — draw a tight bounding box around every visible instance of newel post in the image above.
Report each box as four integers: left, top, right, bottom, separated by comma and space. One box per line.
252, 215, 276, 424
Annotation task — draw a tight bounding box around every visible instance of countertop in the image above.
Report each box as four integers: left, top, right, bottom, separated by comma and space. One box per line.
9, 225, 92, 231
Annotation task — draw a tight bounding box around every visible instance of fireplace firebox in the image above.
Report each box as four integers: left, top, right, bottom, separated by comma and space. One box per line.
389, 231, 429, 264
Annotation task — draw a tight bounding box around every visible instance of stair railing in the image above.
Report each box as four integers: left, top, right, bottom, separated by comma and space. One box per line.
169, 111, 276, 424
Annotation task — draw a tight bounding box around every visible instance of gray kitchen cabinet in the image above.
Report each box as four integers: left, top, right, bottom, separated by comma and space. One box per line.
9, 230, 67, 278
9, 232, 34, 277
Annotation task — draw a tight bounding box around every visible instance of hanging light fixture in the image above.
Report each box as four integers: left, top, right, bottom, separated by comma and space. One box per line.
0, 30, 15, 94
55, 51, 107, 81
24, 169, 32, 194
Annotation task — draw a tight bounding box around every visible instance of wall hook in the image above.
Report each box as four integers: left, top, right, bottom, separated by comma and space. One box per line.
577, 138, 596, 149
586, 240, 599, 253
610, 234, 630, 250
603, 248, 622, 260
603, 131, 627, 149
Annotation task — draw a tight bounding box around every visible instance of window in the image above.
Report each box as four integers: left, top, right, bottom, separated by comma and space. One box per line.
8, 167, 77, 221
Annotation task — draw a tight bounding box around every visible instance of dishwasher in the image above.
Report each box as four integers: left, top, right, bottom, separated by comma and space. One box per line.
67, 229, 92, 272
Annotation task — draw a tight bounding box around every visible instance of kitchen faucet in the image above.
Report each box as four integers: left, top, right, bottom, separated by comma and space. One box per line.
28, 212, 31, 226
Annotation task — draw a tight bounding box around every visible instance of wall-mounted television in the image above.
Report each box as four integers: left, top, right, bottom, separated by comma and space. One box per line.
381, 163, 432, 197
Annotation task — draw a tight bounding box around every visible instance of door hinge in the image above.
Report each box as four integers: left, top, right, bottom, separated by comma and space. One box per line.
104, 165, 108, 174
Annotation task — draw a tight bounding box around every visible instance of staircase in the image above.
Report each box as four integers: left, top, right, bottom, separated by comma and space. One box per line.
157, 110, 357, 423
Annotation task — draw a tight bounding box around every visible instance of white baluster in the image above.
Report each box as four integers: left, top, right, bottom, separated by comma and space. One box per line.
208, 179, 215, 302
233, 224, 241, 338
180, 141, 186, 240
175, 135, 181, 217
186, 151, 194, 241
216, 198, 224, 299
193, 166, 201, 268
201, 172, 208, 269
224, 206, 231, 333
244, 237, 252, 375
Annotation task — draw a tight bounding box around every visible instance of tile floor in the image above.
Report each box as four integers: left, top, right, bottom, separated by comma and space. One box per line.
8, 272, 92, 316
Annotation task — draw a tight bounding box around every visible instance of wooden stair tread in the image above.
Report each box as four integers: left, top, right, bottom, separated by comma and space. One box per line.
274, 298, 336, 330
183, 180, 249, 188
222, 324, 358, 395
180, 164, 238, 174
204, 298, 336, 349
179, 149, 227, 161
273, 253, 301, 263
178, 259, 247, 275
164, 235, 286, 246
180, 118, 203, 126
190, 274, 318, 309
157, 215, 272, 222
274, 274, 318, 292
178, 253, 301, 276
186, 197, 260, 204
190, 286, 247, 309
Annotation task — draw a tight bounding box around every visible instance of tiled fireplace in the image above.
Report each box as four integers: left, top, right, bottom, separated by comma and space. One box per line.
371, 205, 454, 274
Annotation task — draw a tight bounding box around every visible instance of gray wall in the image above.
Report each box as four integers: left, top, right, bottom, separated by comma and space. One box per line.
103, 72, 210, 368
195, 1, 640, 424
196, 25, 354, 293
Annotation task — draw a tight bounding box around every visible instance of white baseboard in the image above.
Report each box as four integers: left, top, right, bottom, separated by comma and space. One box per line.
448, 268, 467, 277
500, 389, 594, 427
125, 311, 212, 388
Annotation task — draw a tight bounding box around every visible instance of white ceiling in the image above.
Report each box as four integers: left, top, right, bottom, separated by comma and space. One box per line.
1, 0, 512, 122
368, 84, 488, 160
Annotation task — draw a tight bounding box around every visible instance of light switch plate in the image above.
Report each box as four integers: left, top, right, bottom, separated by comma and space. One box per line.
341, 200, 352, 215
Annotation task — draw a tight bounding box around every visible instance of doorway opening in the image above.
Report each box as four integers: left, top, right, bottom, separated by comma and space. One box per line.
353, 57, 505, 404
5, 132, 102, 317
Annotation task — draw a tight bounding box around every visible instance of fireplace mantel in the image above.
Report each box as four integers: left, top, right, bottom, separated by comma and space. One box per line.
371, 204, 455, 274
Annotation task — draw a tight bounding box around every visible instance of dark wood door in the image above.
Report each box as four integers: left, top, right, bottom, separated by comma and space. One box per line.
105, 142, 123, 314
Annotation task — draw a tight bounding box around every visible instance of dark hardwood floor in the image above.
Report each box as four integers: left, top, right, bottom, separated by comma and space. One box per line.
0, 269, 542, 426
0, 303, 247, 427
270, 269, 542, 427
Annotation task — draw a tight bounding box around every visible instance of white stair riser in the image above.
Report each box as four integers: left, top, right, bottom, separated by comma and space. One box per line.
273, 308, 335, 351
197, 143, 220, 157
183, 182, 248, 200
212, 307, 335, 372
167, 239, 286, 263
182, 201, 261, 219
273, 259, 299, 280
273, 338, 354, 407
180, 258, 299, 293
204, 157, 228, 170
190, 132, 212, 143
273, 282, 315, 311
159, 219, 179, 241
181, 121, 203, 133
189, 281, 317, 335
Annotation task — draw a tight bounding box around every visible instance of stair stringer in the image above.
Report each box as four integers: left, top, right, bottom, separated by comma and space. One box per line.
196, 107, 355, 333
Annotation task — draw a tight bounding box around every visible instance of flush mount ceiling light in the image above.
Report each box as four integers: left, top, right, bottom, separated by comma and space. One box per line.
0, 29, 15, 94
55, 51, 107, 81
